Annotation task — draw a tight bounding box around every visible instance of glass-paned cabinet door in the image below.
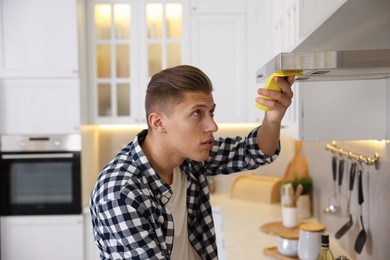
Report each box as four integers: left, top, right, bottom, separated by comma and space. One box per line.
91, 2, 134, 122
89, 1, 186, 124
145, 3, 183, 78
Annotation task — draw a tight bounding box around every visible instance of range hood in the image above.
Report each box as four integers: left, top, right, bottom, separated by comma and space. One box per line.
256, 0, 390, 82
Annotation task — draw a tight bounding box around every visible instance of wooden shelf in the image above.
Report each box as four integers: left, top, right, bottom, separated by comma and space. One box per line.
263, 247, 298, 260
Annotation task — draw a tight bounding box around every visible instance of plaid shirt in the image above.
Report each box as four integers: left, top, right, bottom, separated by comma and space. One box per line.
90, 127, 279, 260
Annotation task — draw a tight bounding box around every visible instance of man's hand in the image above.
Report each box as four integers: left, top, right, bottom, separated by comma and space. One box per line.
255, 75, 295, 123
256, 76, 295, 156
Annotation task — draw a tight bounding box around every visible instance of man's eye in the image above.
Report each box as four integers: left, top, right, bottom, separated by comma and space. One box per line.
193, 110, 201, 116
210, 111, 215, 117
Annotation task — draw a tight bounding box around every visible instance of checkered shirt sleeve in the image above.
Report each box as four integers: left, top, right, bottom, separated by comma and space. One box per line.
205, 126, 280, 174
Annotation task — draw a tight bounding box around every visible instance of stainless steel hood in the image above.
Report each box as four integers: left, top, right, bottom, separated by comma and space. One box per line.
256, 0, 390, 82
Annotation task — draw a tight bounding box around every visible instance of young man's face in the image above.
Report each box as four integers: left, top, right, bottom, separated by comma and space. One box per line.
163, 91, 218, 162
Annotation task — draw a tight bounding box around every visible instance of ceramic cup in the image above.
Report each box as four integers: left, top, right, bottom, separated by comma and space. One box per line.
297, 223, 325, 260
281, 206, 298, 228
277, 235, 298, 257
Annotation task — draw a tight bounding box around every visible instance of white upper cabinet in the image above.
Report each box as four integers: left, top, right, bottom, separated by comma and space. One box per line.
246, 0, 275, 123
0, 0, 79, 78
273, 0, 346, 52
190, 0, 246, 14
0, 79, 81, 134
190, 14, 247, 123
87, 0, 266, 124
189, 0, 259, 123
88, 0, 188, 124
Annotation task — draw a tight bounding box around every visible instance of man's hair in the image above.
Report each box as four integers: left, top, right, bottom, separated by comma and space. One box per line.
145, 65, 213, 127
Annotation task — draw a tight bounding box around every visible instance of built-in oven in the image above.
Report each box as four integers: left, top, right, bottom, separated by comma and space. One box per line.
0, 134, 84, 259
0, 134, 81, 215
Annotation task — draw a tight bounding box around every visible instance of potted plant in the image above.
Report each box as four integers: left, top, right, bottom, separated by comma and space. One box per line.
282, 176, 313, 219
290, 176, 312, 196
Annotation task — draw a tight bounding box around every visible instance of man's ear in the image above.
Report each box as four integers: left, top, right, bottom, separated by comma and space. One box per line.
148, 112, 166, 133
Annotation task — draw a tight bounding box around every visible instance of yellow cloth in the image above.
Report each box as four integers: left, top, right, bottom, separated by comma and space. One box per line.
255, 70, 303, 111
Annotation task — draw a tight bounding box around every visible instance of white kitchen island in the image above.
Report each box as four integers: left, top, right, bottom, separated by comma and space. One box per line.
210, 194, 351, 260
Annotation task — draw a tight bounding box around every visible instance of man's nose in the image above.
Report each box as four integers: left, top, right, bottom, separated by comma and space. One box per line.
206, 117, 218, 133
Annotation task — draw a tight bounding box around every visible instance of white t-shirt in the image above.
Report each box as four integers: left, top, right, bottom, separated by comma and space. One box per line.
166, 167, 201, 260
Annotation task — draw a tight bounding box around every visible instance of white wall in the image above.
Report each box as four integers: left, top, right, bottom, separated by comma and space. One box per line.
303, 140, 389, 260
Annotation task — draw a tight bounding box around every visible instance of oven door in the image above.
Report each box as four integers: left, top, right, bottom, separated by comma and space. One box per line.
0, 152, 81, 215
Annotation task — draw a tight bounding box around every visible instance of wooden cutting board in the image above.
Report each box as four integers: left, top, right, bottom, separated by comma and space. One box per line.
283, 141, 308, 180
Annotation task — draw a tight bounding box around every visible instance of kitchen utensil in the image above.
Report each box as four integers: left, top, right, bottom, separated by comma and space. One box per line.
354, 168, 367, 254
288, 185, 295, 204
295, 184, 304, 198
283, 141, 308, 181
323, 156, 339, 214
337, 158, 346, 211
283, 184, 302, 228
335, 161, 356, 239
294, 184, 304, 208
281, 182, 294, 206
288, 184, 303, 207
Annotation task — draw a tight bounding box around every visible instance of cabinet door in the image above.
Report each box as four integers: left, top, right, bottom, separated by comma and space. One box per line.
282, 79, 387, 141
190, 15, 247, 123
246, 0, 275, 123
0, 0, 79, 78
89, 1, 187, 124
190, 0, 246, 14
0, 79, 80, 134
1, 216, 84, 260
90, 2, 137, 124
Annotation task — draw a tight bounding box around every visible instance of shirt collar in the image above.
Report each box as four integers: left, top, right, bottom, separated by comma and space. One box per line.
130, 130, 173, 204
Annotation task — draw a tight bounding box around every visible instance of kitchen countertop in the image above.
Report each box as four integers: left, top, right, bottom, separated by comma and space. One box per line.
210, 193, 351, 260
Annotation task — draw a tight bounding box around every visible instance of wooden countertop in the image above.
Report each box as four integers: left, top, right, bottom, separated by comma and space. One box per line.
210, 193, 351, 260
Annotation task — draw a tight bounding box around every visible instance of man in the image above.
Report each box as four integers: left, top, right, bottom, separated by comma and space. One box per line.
90, 65, 295, 260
